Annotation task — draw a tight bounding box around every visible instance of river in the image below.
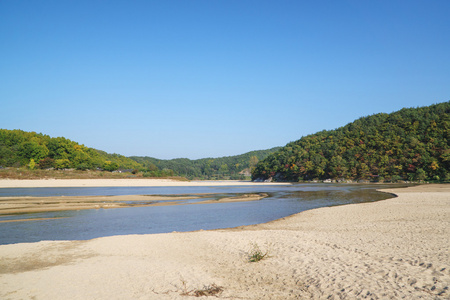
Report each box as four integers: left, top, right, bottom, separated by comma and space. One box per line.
0, 183, 402, 245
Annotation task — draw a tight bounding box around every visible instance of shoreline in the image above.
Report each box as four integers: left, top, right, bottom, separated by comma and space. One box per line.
0, 184, 448, 299
0, 178, 291, 188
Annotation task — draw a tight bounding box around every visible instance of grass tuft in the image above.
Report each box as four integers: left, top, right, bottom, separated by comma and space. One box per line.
247, 242, 269, 263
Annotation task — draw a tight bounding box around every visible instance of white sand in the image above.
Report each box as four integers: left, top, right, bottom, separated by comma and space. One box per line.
0, 178, 290, 188
0, 184, 449, 299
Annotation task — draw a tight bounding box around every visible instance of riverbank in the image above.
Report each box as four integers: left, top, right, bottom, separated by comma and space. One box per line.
0, 178, 290, 188
0, 184, 448, 299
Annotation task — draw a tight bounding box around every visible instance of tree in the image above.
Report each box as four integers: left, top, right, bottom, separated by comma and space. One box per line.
28, 159, 36, 170
55, 159, 71, 169
219, 164, 229, 175
329, 155, 348, 179
103, 161, 119, 172
38, 157, 55, 169
415, 168, 427, 182
249, 156, 259, 172
19, 140, 49, 161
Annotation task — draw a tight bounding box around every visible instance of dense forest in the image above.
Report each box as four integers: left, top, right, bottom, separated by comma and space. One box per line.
130, 148, 280, 180
0, 129, 141, 171
252, 101, 450, 183
0, 129, 279, 179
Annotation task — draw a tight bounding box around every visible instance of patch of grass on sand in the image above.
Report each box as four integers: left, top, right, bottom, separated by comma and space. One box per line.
247, 242, 269, 263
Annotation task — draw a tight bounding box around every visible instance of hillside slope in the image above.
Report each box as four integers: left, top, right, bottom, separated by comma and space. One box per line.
252, 101, 450, 182
130, 148, 280, 180
0, 129, 141, 171
0, 129, 279, 179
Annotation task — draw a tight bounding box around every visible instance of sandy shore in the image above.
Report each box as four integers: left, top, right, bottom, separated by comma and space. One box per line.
0, 193, 269, 217
0, 184, 449, 299
0, 178, 290, 188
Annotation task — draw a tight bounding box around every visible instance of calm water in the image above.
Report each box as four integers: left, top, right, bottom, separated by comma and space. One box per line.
0, 184, 401, 245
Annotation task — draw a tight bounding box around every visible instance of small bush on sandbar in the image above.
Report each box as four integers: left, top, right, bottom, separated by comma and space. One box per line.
247, 242, 269, 262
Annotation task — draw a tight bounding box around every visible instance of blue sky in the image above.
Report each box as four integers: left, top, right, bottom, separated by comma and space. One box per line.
1, 1, 449, 159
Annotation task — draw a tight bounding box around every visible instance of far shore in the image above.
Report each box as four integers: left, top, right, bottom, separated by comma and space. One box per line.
0, 178, 291, 188
0, 183, 448, 299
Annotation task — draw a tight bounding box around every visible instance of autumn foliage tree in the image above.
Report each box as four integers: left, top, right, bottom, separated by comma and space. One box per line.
252, 101, 450, 182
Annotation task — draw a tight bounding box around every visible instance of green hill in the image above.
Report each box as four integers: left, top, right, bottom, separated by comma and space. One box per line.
0, 129, 141, 171
130, 148, 281, 180
252, 101, 450, 183
0, 129, 279, 179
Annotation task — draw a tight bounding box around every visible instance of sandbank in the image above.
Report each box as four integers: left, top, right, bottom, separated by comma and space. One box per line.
0, 178, 290, 188
0, 193, 268, 217
0, 184, 449, 299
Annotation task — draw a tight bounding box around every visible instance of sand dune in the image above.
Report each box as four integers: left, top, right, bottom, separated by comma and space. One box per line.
0, 184, 449, 299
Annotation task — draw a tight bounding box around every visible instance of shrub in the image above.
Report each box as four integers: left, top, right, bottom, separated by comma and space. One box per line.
247, 243, 269, 262
76, 163, 90, 171
28, 159, 36, 170
38, 157, 55, 169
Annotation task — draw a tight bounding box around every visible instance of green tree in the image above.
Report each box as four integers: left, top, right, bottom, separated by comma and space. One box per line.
55, 159, 71, 169
219, 164, 229, 175
415, 168, 427, 182
249, 156, 259, 172
19, 140, 49, 161
103, 161, 119, 172
28, 159, 36, 170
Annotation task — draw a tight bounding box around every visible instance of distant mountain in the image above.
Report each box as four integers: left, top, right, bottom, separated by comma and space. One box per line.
130, 147, 281, 180
252, 101, 450, 183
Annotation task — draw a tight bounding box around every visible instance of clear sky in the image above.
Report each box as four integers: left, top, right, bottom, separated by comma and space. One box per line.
1, 1, 449, 159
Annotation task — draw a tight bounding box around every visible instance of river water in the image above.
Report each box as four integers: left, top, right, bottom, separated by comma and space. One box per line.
0, 184, 401, 245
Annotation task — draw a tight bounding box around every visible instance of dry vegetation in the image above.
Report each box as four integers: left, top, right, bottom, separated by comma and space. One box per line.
0, 168, 188, 181
178, 278, 224, 297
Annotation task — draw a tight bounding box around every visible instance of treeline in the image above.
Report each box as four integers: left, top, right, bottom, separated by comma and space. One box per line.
252, 101, 450, 183
130, 148, 280, 180
0, 129, 141, 171
0, 129, 279, 179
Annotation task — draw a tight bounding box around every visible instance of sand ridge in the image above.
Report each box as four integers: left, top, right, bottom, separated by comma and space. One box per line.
0, 184, 449, 299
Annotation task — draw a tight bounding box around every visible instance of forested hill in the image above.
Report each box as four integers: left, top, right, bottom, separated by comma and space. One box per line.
130, 147, 280, 180
0, 128, 279, 179
0, 129, 141, 171
252, 101, 450, 183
